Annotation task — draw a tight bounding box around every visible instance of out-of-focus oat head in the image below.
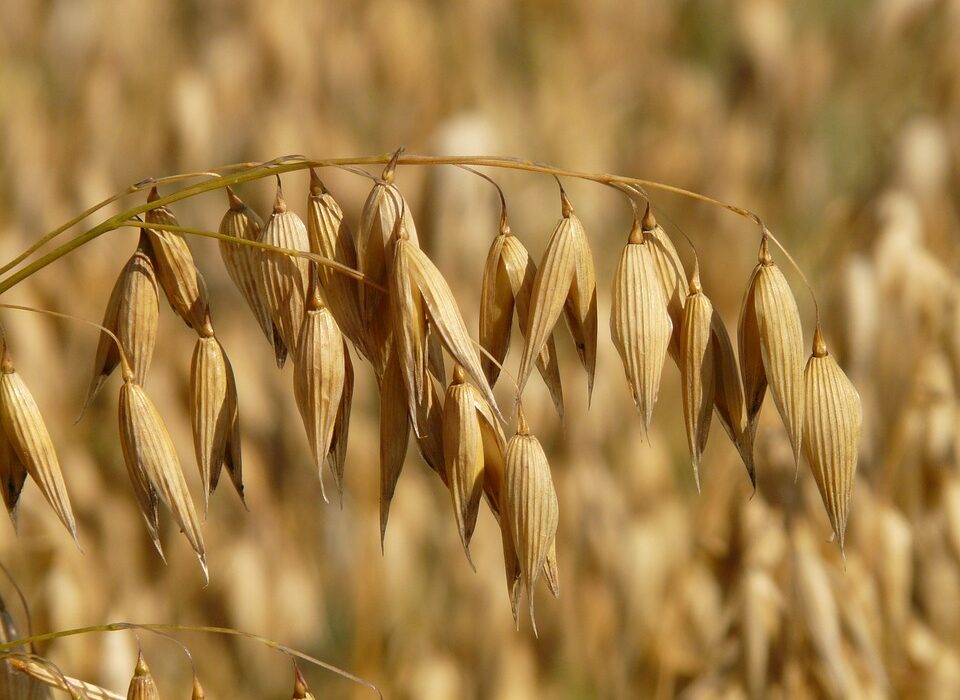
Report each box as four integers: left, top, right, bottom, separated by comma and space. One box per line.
1, 1, 959, 698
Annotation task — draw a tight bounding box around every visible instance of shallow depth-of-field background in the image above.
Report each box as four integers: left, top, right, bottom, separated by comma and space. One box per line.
2, 1, 960, 698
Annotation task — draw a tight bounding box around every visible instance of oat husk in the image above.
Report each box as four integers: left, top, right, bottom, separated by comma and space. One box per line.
0, 425, 27, 529
710, 312, 756, 488
293, 277, 346, 503
517, 188, 597, 403
218, 187, 282, 359
739, 235, 805, 465
292, 668, 317, 700
190, 328, 243, 514
680, 266, 716, 491
82, 234, 159, 417
503, 409, 559, 636
379, 347, 410, 549
641, 205, 686, 360
145, 187, 211, 332
610, 217, 673, 440
125, 653, 159, 700
0, 350, 77, 542
803, 326, 862, 552
413, 375, 447, 484
259, 182, 311, 362
306, 170, 366, 358
480, 221, 564, 418
327, 341, 353, 503
119, 378, 207, 580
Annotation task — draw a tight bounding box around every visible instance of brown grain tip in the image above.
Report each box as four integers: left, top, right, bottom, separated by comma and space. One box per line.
452, 364, 466, 384
517, 405, 530, 435
758, 234, 773, 266
688, 259, 702, 294
273, 177, 288, 213
813, 324, 828, 357
558, 182, 574, 217
382, 146, 404, 184
293, 666, 310, 698
147, 186, 160, 203
1, 348, 14, 374
628, 214, 644, 245
641, 202, 657, 231
309, 168, 327, 196
226, 186, 244, 211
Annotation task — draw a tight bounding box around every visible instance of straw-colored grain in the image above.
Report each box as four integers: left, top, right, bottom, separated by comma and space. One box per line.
679, 267, 715, 491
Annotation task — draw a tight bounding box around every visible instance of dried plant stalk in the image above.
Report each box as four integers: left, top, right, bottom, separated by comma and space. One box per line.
803, 327, 862, 551
610, 219, 672, 439
0, 350, 77, 541
119, 378, 207, 580
82, 234, 158, 415
144, 188, 211, 332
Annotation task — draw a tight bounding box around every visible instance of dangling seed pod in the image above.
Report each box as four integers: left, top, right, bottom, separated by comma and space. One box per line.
144, 187, 211, 333
739, 234, 805, 466
218, 187, 283, 362
710, 313, 756, 488
119, 374, 207, 581
641, 205, 686, 361
327, 340, 354, 504
379, 347, 410, 549
503, 408, 559, 636
480, 207, 564, 418
610, 214, 672, 440
680, 265, 716, 491
413, 376, 447, 484
125, 653, 159, 700
259, 179, 311, 363
803, 326, 862, 552
518, 186, 597, 403
291, 667, 316, 700
190, 322, 243, 514
293, 273, 346, 503
306, 170, 366, 357
0, 347, 78, 542
82, 233, 159, 418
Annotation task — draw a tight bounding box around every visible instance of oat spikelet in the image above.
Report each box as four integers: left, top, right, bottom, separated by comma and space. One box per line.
145, 187, 210, 332
82, 234, 158, 416
642, 205, 686, 360
259, 180, 311, 362
379, 348, 410, 549
498, 500, 523, 627
680, 264, 716, 491
190, 326, 243, 514
543, 539, 560, 598
396, 238, 504, 424
710, 313, 755, 488
443, 366, 487, 567
119, 377, 207, 581
0, 426, 27, 529
327, 341, 353, 503
0, 349, 77, 542
357, 160, 419, 374
518, 188, 597, 402
610, 217, 673, 439
294, 278, 346, 503
504, 408, 559, 636
306, 170, 366, 357
481, 219, 564, 418
740, 235, 805, 465
7, 658, 121, 700
125, 653, 159, 700
413, 376, 447, 485
803, 326, 862, 552
191, 676, 205, 700
292, 667, 317, 700
218, 188, 280, 357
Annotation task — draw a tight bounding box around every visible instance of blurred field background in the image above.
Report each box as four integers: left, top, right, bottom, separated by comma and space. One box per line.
1, 0, 960, 698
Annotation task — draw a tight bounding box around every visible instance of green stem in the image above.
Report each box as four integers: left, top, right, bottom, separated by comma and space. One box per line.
0, 622, 383, 699
0, 153, 767, 295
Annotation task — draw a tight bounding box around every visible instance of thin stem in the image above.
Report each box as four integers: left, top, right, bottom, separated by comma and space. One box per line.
0, 622, 383, 699
763, 227, 821, 326
454, 165, 510, 234
0, 153, 768, 294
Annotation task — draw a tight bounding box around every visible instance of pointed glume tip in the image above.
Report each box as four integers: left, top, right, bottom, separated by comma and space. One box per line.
273, 177, 287, 213
641, 202, 656, 231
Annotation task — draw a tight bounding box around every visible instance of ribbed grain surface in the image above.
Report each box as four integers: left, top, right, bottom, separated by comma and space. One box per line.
0, 369, 76, 541
610, 242, 672, 439
125, 655, 160, 700
443, 379, 485, 564
119, 381, 206, 580
644, 222, 686, 360
562, 213, 598, 401
803, 348, 862, 550
258, 205, 311, 360
293, 303, 345, 503
680, 289, 715, 490
391, 238, 430, 437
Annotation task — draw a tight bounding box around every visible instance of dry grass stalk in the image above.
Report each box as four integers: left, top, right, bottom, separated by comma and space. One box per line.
641, 205, 687, 360
119, 377, 207, 580
503, 408, 559, 635
218, 188, 282, 360
0, 348, 78, 542
610, 216, 673, 440
517, 188, 597, 403
679, 264, 716, 491
480, 214, 564, 418
379, 347, 410, 548
259, 181, 312, 362
306, 170, 366, 358
7, 658, 122, 700
293, 275, 346, 503
711, 313, 756, 487
144, 187, 211, 332
442, 365, 505, 566
190, 326, 243, 514
125, 653, 159, 700
803, 326, 862, 552
357, 161, 419, 375
739, 235, 805, 465
82, 234, 158, 416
